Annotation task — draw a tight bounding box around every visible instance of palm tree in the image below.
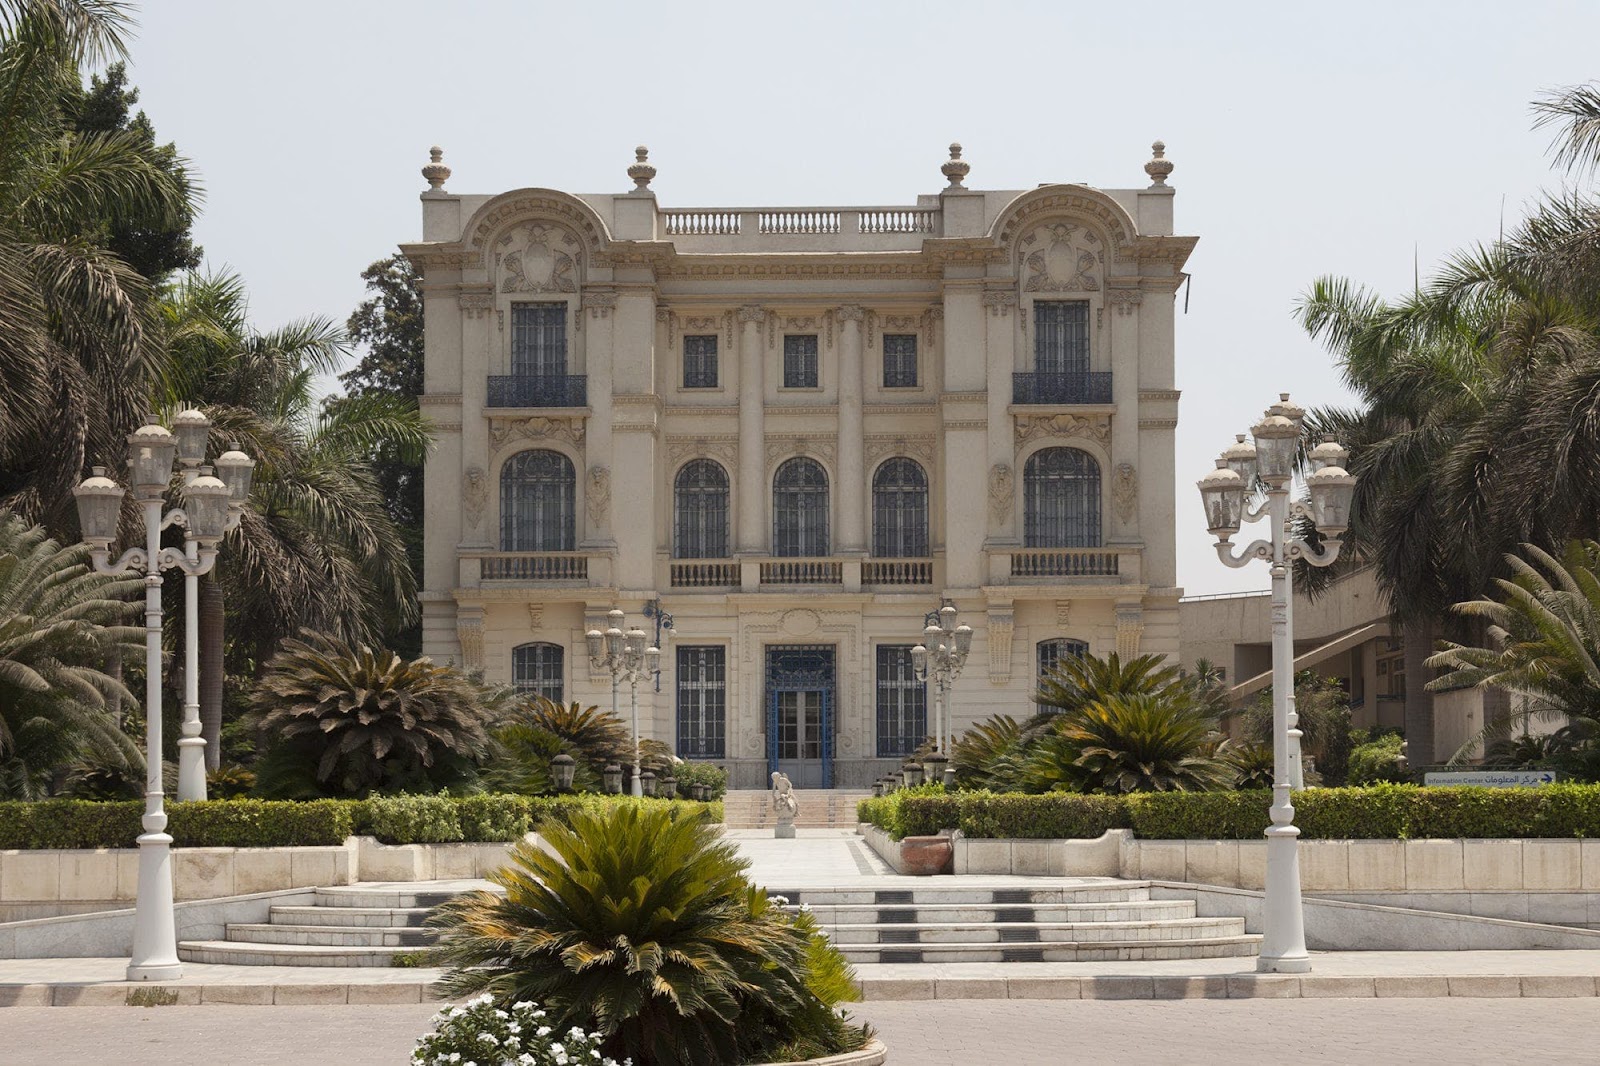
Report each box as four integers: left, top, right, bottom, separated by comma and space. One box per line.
1427, 541, 1600, 758
0, 511, 141, 797
1021, 691, 1229, 794
155, 272, 428, 767
429, 803, 867, 1065
0, 1, 191, 530
249, 633, 497, 797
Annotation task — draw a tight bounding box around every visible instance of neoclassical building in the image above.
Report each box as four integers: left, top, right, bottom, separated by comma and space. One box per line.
404, 143, 1195, 788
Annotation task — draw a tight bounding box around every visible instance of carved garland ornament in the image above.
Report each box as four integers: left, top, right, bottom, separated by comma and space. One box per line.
1113, 463, 1138, 523
586, 465, 610, 527
765, 437, 837, 469
1015, 413, 1112, 447
490, 416, 586, 452
864, 435, 936, 467
666, 435, 739, 471
988, 463, 1014, 523
463, 466, 488, 531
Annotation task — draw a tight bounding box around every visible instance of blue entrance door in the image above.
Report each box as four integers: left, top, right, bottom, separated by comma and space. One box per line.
766, 645, 836, 789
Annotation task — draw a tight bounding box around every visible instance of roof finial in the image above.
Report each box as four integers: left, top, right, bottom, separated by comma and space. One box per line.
628, 145, 656, 192
941, 142, 970, 190
422, 146, 451, 192
1144, 140, 1173, 187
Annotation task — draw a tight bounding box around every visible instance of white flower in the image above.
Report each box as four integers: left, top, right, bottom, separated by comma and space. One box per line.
513, 1001, 534, 1011
537, 1027, 552, 1037
478, 1033, 498, 1046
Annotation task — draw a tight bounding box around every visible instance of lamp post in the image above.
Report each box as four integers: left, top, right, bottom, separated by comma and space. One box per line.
910, 603, 972, 758
586, 609, 660, 797
641, 598, 675, 692
1197, 393, 1357, 974
73, 414, 252, 981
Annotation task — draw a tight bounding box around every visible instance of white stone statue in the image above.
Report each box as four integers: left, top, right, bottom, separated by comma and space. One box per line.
771, 771, 798, 838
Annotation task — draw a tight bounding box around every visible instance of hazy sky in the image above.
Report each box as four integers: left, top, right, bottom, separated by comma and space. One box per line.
121, 0, 1600, 594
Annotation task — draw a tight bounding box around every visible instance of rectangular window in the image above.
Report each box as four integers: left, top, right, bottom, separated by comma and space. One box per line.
1033, 301, 1089, 377
876, 645, 927, 758
513, 643, 564, 704
510, 303, 568, 378
683, 335, 718, 389
783, 335, 819, 388
882, 334, 918, 388
676, 646, 726, 758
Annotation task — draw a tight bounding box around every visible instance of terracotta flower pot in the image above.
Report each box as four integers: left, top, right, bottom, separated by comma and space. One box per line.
747, 1038, 889, 1066
900, 834, 953, 876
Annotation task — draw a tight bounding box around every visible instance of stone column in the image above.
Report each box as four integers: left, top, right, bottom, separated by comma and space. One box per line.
836, 305, 866, 554
736, 306, 766, 553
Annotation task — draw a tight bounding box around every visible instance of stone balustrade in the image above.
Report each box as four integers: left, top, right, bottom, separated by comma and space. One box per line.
658, 206, 942, 250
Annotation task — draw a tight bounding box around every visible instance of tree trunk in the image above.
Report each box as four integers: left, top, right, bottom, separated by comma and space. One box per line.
200, 570, 225, 771
1402, 620, 1437, 768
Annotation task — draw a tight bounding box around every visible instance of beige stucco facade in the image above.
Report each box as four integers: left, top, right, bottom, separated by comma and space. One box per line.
403, 144, 1194, 788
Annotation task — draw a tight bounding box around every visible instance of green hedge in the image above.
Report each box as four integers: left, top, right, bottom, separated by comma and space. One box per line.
0, 794, 722, 849
857, 784, 1600, 841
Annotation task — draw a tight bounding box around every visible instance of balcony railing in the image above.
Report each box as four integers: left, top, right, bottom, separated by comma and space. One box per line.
486, 374, 587, 409
658, 206, 942, 247
760, 558, 843, 585
1010, 548, 1120, 579
480, 552, 589, 581
862, 559, 933, 586
1012, 372, 1113, 405
670, 560, 740, 588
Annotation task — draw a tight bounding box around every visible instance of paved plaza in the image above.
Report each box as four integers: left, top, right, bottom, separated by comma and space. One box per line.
3, 999, 1598, 1065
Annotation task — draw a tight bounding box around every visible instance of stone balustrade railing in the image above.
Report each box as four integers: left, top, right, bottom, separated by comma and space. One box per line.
659, 206, 941, 243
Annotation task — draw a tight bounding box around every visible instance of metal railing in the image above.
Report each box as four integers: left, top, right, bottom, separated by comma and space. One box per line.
480, 553, 589, 581
670, 561, 740, 587
759, 558, 843, 585
862, 559, 933, 585
1009, 548, 1120, 578
1012, 371, 1114, 405
486, 375, 587, 409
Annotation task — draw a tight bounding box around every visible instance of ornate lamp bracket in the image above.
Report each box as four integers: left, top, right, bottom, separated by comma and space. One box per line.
1214, 538, 1273, 569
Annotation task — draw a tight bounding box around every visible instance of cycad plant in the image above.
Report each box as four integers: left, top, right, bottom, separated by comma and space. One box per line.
1022, 692, 1228, 794
1031, 652, 1188, 736
482, 697, 632, 795
950, 713, 1026, 791
249, 633, 497, 797
0, 513, 141, 797
1428, 540, 1600, 760
429, 804, 869, 1066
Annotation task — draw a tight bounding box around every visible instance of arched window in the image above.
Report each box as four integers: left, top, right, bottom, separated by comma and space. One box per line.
673, 460, 730, 559
1024, 448, 1101, 548
872, 458, 929, 558
1037, 638, 1090, 714
773, 457, 829, 557
500, 450, 575, 551
513, 642, 564, 703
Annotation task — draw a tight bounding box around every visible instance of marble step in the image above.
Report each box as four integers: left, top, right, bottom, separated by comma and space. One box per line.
177, 940, 419, 967
838, 935, 1263, 965
792, 899, 1198, 925
268, 905, 431, 928
768, 884, 1153, 906
309, 886, 498, 910
224, 923, 436, 948
823, 916, 1247, 945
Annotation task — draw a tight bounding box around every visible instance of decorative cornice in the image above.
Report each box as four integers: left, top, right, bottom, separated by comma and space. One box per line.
420, 393, 463, 406
1139, 417, 1180, 430
1139, 389, 1182, 403
1016, 412, 1112, 447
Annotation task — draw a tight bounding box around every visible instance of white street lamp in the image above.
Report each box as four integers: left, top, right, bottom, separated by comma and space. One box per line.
587, 608, 666, 797
72, 414, 253, 981
1197, 393, 1356, 975
911, 602, 972, 771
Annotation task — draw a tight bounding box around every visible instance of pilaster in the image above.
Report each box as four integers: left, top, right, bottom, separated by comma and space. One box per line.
837, 306, 866, 553
737, 306, 766, 553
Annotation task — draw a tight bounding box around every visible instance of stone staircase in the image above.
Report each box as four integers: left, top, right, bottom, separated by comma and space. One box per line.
722, 789, 872, 829
178, 885, 465, 967
772, 881, 1261, 964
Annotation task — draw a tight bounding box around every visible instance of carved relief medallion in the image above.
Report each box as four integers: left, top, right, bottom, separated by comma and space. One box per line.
496, 221, 580, 293
1021, 222, 1102, 292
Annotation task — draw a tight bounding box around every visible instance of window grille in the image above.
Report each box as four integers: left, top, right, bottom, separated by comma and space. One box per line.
510, 304, 568, 378
871, 458, 929, 558
783, 335, 819, 388
883, 334, 918, 388
683, 335, 718, 389
673, 459, 730, 559
1024, 447, 1101, 548
876, 645, 927, 758
1033, 301, 1089, 376
1036, 638, 1089, 713
513, 642, 564, 703
676, 646, 726, 758
500, 450, 576, 551
773, 457, 829, 557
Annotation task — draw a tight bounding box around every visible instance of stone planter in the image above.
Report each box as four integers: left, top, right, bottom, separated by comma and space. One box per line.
747, 1038, 888, 1066
899, 834, 953, 876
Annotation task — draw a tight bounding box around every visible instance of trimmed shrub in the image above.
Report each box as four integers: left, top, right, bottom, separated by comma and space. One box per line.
1126, 791, 1269, 840
1, 800, 141, 848
672, 760, 729, 801
960, 793, 1131, 840
168, 799, 352, 847
455, 793, 533, 842
364, 794, 463, 844
1348, 733, 1410, 785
